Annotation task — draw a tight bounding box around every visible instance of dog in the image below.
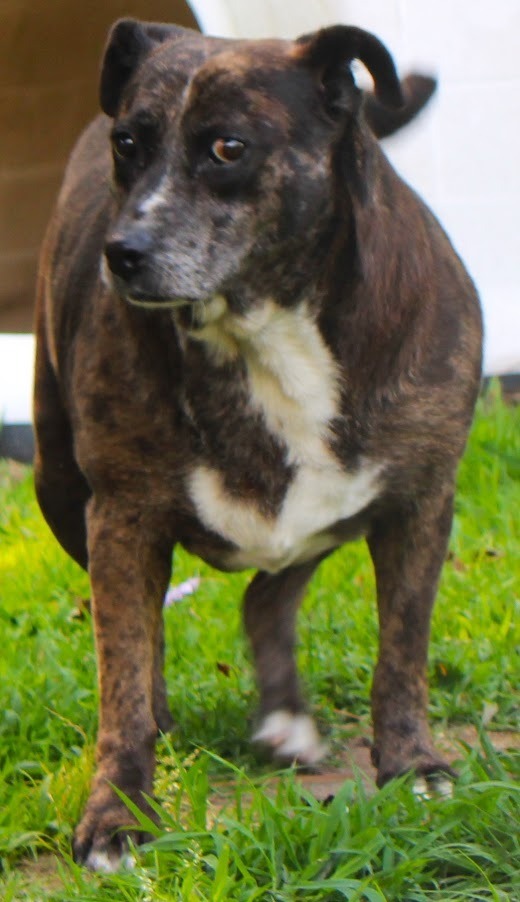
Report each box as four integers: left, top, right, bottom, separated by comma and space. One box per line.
33, 19, 482, 871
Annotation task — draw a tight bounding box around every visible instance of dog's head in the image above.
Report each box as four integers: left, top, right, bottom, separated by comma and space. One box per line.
100, 20, 408, 313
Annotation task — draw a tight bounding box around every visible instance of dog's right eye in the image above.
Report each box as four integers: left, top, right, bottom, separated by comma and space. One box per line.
112, 131, 137, 161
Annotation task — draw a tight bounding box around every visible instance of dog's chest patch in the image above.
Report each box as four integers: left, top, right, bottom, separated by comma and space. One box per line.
186, 300, 382, 571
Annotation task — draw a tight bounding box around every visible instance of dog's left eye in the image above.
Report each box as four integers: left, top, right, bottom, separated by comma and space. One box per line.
209, 138, 246, 164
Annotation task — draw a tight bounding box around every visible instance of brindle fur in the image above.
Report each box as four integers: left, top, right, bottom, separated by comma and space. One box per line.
33, 19, 482, 868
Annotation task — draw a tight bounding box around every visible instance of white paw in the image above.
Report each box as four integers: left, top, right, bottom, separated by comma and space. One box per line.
412, 774, 454, 800
253, 710, 328, 765
85, 849, 136, 873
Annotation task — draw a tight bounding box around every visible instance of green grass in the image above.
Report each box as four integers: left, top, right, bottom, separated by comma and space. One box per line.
1, 385, 519, 899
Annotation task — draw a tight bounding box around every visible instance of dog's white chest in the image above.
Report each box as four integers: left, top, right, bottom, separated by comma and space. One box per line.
187, 299, 383, 572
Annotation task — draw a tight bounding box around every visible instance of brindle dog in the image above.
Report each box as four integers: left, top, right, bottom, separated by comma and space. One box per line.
33, 19, 482, 870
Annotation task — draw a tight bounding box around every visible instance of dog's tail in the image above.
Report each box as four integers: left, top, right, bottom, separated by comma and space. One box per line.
364, 73, 436, 139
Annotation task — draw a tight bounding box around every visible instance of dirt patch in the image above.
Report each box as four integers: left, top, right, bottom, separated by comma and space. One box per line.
13, 727, 519, 889
295, 726, 519, 800
212, 725, 520, 805
436, 724, 519, 754
15, 853, 65, 896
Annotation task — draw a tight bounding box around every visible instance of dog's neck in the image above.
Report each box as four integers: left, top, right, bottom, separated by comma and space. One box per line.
180, 296, 341, 449
184, 294, 326, 363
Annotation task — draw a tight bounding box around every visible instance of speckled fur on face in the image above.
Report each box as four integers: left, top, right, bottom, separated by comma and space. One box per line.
106, 40, 341, 309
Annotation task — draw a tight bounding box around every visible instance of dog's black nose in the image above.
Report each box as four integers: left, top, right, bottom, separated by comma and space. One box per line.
105, 232, 152, 280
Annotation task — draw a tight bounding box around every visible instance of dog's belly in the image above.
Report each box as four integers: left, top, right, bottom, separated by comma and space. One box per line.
187, 458, 382, 573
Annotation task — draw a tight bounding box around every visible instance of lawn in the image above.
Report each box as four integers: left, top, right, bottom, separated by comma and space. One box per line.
0, 385, 519, 900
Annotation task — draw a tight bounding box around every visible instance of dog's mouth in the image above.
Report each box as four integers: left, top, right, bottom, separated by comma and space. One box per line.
125, 293, 192, 310
123, 291, 230, 332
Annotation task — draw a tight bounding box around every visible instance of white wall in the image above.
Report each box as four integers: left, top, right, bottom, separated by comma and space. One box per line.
0, 333, 34, 424
189, 0, 520, 375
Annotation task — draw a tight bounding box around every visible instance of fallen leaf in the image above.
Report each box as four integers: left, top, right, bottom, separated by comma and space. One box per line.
216, 662, 232, 677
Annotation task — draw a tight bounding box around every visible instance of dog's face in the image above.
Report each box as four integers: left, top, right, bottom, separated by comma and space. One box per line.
101, 21, 403, 312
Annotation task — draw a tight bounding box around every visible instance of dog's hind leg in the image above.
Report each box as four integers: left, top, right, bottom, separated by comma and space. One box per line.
244, 561, 327, 766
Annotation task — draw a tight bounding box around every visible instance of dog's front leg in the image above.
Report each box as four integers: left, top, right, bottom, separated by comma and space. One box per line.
244, 561, 327, 765
367, 489, 457, 787
73, 499, 172, 871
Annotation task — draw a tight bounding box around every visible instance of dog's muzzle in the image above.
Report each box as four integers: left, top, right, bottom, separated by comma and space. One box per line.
104, 230, 189, 309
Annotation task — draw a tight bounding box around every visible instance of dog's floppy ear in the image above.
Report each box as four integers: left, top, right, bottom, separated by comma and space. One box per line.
100, 19, 182, 117
293, 25, 404, 119
364, 73, 437, 139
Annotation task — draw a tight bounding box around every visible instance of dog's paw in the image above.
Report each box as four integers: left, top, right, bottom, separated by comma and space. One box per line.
253, 710, 328, 765
81, 847, 136, 874
412, 772, 454, 799
372, 744, 457, 792
72, 793, 150, 872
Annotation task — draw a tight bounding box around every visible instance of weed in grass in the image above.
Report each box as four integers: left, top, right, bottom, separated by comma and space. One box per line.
0, 390, 519, 899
